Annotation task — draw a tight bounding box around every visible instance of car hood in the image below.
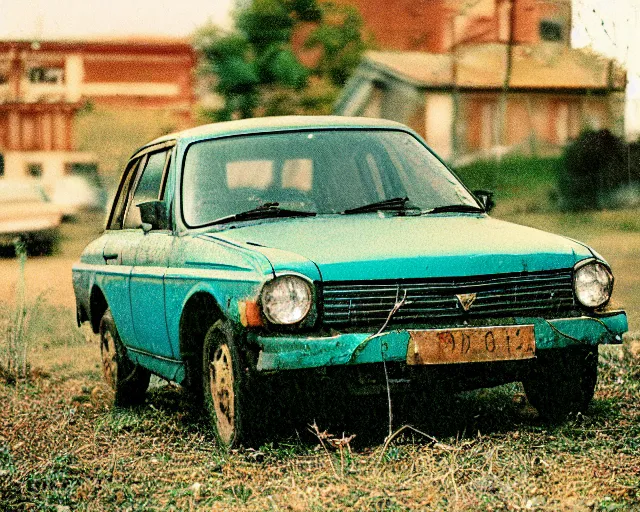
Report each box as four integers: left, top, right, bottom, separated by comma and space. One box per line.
208, 214, 593, 281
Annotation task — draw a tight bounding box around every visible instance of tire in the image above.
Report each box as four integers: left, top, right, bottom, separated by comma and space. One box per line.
202, 320, 255, 448
100, 309, 150, 407
182, 353, 204, 402
523, 345, 598, 421
24, 229, 58, 256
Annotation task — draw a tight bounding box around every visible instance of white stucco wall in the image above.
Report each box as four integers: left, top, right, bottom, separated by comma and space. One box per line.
425, 93, 454, 160
65, 54, 84, 102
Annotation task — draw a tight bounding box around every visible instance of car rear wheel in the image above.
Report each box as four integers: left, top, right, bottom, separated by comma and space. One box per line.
522, 345, 598, 421
100, 309, 150, 407
202, 320, 256, 448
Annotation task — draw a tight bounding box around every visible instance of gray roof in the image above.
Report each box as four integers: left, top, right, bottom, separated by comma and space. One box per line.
361, 44, 625, 90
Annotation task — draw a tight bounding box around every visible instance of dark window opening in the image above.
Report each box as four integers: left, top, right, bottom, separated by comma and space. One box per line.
0, 154, 4, 177
108, 158, 140, 230
123, 149, 169, 229
64, 162, 98, 176
28, 67, 64, 84
27, 163, 43, 178
540, 20, 563, 42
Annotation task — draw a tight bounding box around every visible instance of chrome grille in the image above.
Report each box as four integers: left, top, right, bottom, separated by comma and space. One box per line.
321, 269, 575, 327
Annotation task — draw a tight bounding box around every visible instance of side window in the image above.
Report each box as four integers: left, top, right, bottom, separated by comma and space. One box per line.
108, 158, 141, 230
123, 149, 169, 229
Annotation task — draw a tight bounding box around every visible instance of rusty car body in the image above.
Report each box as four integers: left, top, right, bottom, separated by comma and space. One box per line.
72, 116, 628, 446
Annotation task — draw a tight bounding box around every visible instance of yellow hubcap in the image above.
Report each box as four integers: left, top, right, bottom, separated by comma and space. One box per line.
101, 329, 118, 389
209, 343, 235, 445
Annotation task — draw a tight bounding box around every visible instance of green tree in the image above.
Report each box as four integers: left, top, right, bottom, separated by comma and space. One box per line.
194, 0, 368, 121
304, 3, 367, 87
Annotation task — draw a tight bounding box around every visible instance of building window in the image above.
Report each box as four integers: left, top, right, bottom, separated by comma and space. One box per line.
27, 163, 43, 178
28, 67, 64, 84
540, 20, 563, 42
0, 154, 4, 177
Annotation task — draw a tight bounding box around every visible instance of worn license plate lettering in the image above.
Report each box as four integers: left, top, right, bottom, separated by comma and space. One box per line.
407, 325, 535, 365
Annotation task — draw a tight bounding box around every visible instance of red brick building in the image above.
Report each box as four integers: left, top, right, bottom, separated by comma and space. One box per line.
331, 0, 571, 53
0, 38, 195, 184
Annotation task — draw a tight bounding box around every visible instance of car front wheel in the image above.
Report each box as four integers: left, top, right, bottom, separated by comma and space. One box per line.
202, 320, 254, 448
100, 309, 150, 406
522, 345, 598, 421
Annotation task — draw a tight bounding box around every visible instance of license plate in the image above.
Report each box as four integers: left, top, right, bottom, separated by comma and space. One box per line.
407, 325, 535, 365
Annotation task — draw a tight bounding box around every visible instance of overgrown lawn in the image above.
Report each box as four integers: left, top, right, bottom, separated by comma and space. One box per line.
0, 334, 638, 510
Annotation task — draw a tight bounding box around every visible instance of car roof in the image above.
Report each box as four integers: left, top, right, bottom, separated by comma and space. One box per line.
135, 116, 409, 155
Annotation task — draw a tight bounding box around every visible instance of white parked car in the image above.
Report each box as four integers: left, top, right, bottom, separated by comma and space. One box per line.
51, 175, 106, 218
0, 181, 63, 255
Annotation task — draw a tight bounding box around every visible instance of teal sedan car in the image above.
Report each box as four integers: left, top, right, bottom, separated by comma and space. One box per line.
72, 116, 627, 446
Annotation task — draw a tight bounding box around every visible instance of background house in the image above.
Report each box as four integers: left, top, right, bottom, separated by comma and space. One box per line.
334, 0, 626, 162
0, 38, 196, 190
329, 0, 573, 54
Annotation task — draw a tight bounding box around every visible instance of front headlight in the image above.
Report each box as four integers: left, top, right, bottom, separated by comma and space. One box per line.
574, 260, 613, 308
261, 275, 313, 325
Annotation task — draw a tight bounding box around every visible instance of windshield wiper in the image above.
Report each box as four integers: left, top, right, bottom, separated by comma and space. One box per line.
342, 196, 415, 215
210, 202, 316, 226
423, 204, 486, 214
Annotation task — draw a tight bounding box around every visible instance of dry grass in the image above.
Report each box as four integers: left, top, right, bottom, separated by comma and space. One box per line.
0, 340, 638, 511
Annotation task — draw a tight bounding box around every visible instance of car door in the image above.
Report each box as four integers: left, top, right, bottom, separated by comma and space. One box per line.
127, 146, 176, 360
101, 157, 144, 347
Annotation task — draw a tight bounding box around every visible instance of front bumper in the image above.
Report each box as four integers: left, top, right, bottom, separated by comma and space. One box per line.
254, 311, 628, 372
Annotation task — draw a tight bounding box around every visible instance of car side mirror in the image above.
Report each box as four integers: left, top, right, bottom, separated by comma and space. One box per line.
473, 190, 495, 213
137, 200, 168, 231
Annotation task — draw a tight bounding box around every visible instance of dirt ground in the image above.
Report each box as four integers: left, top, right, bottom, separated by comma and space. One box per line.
0, 212, 104, 309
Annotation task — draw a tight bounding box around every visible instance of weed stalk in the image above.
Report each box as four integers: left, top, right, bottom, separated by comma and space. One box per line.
1, 241, 30, 383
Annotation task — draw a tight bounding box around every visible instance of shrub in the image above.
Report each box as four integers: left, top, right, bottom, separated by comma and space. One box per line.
557, 130, 638, 211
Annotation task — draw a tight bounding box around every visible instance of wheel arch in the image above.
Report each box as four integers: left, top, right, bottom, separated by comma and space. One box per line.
89, 285, 109, 334
178, 291, 225, 388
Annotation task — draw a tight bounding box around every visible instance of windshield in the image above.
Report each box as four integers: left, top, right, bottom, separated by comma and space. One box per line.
181, 129, 478, 227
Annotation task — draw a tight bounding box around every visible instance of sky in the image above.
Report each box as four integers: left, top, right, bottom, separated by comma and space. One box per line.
0, 0, 638, 132
572, 0, 640, 135
0, 0, 634, 54
0, 0, 235, 39
573, 1, 639, 84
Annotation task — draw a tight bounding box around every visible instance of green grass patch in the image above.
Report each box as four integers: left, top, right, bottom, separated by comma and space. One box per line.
454, 156, 560, 214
